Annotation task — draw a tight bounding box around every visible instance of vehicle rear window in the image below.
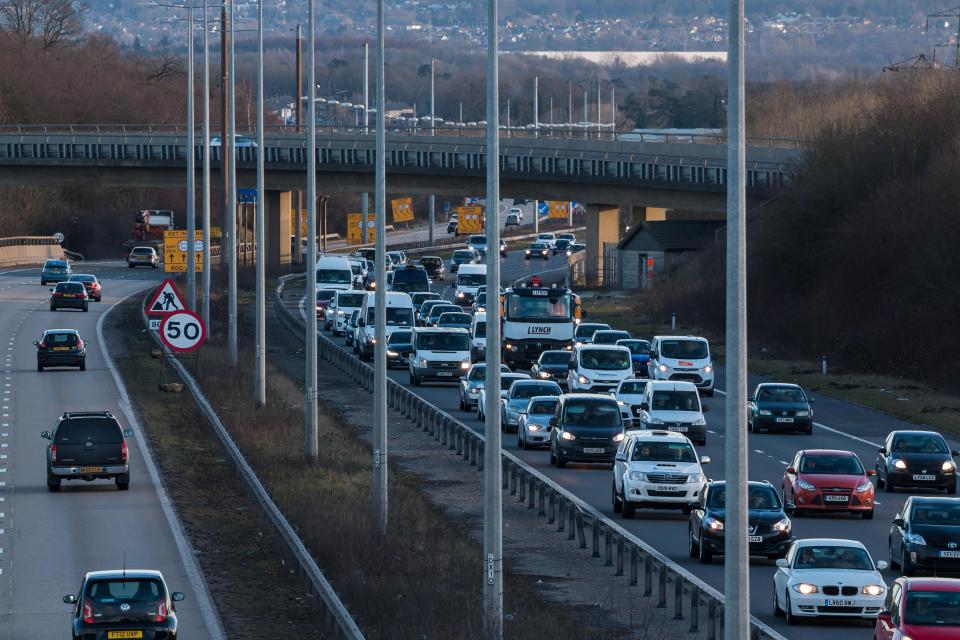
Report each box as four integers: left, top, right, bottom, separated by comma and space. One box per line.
57, 283, 85, 293
86, 578, 163, 602
132, 248, 153, 255
69, 275, 96, 283
43, 332, 78, 345
46, 260, 67, 267
55, 418, 122, 443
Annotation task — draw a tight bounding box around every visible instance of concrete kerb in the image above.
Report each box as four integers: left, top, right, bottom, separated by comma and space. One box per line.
275, 273, 788, 640
144, 281, 365, 640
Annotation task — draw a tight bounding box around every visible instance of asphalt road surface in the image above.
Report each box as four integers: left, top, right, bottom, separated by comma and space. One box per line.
0, 263, 219, 639
300, 248, 950, 640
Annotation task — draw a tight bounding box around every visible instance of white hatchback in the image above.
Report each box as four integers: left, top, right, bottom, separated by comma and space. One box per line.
773, 538, 887, 625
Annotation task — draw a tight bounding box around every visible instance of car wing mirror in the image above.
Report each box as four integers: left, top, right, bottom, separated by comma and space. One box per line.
640, 402, 649, 411
549, 417, 558, 428
700, 456, 711, 465
358, 318, 365, 327
893, 517, 905, 527
784, 502, 796, 514
875, 560, 888, 571
123, 429, 134, 438
41, 431, 51, 440
785, 466, 796, 474
866, 469, 876, 476
953, 449, 960, 457
878, 447, 887, 454
775, 558, 789, 568
172, 592, 185, 602
808, 397, 815, 403
877, 611, 892, 625
63, 594, 77, 604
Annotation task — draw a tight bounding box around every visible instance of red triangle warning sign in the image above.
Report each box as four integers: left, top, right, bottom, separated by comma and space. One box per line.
146, 279, 187, 315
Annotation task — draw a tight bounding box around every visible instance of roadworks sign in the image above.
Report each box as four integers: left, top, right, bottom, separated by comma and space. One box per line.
146, 279, 187, 316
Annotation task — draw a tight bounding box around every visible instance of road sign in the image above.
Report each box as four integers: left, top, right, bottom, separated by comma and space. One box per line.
164, 228, 222, 239
237, 187, 258, 202
547, 201, 568, 219
146, 279, 187, 316
443, 200, 450, 213
163, 230, 209, 273
148, 318, 162, 331
159, 310, 206, 353
53, 232, 64, 243
538, 201, 549, 217
347, 212, 376, 243
456, 205, 484, 234
391, 197, 414, 223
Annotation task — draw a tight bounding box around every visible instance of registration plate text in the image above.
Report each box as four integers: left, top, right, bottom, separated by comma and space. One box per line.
824, 495, 849, 502
107, 632, 143, 639
825, 599, 855, 607
913, 474, 936, 481
775, 417, 794, 423
939, 551, 960, 558
582, 447, 604, 454
655, 485, 684, 492
436, 371, 453, 377
668, 426, 688, 432
748, 536, 762, 543
78, 466, 104, 473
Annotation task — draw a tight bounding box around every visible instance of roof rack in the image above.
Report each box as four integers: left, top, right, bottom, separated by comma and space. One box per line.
62, 410, 114, 419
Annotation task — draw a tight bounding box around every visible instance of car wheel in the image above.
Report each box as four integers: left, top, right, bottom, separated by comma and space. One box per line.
517, 430, 525, 449
698, 535, 712, 564
96, 295, 101, 302
784, 593, 798, 625
885, 473, 896, 493
50, 305, 56, 312
902, 544, 914, 576
410, 373, 420, 387
128, 264, 134, 269
47, 475, 61, 492
889, 537, 900, 570
612, 482, 622, 513
549, 445, 557, 466
876, 467, 885, 488
773, 587, 784, 617
862, 508, 874, 520
946, 479, 957, 495
79, 360, 86, 372
37, 363, 43, 372
459, 394, 466, 411
621, 495, 635, 519
82, 304, 88, 312
697, 439, 706, 447
803, 426, 812, 435
116, 475, 130, 491
688, 527, 699, 558
747, 419, 753, 433
555, 449, 567, 469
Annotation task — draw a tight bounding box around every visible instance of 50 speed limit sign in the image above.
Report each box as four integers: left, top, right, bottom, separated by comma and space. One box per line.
159, 310, 206, 353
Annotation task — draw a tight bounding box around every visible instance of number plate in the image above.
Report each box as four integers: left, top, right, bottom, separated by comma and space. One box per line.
748, 535, 763, 543
655, 485, 684, 492
78, 466, 104, 473
824, 494, 849, 502
437, 371, 453, 377
825, 599, 855, 607
913, 474, 936, 481
775, 417, 794, 423
582, 447, 605, 454
939, 551, 960, 558
53, 346, 70, 351
62, 294, 75, 298
108, 632, 143, 639
667, 426, 688, 432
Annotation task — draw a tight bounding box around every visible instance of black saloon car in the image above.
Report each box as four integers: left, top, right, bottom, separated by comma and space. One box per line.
747, 383, 814, 434
889, 496, 960, 575
50, 281, 89, 312
35, 329, 86, 371
63, 569, 184, 639
386, 330, 414, 368
688, 480, 794, 564
877, 430, 959, 493
530, 350, 573, 386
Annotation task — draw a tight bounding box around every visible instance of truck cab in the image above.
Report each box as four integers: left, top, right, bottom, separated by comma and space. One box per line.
501, 286, 580, 367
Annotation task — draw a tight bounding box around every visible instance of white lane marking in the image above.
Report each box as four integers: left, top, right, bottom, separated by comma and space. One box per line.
707, 429, 716, 434
779, 461, 790, 466
97, 289, 226, 640
754, 449, 765, 454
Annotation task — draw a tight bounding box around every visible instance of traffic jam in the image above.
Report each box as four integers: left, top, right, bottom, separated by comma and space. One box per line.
309, 235, 960, 638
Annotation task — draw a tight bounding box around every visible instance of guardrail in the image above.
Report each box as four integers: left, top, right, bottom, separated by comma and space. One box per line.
140, 293, 364, 640
274, 273, 787, 640
0, 235, 64, 267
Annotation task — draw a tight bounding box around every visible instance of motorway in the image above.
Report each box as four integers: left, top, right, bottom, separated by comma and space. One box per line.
300, 248, 950, 640
0, 264, 219, 639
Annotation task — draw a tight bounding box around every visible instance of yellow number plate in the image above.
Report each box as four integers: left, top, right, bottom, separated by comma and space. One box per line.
108, 632, 143, 639
78, 466, 103, 473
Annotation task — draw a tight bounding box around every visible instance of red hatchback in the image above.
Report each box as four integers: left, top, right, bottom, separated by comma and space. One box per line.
782, 449, 876, 519
67, 274, 101, 302
875, 577, 960, 640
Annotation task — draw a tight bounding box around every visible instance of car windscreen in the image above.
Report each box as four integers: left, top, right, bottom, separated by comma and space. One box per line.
892, 434, 949, 454
412, 293, 440, 305
905, 591, 960, 626
659, 339, 709, 360
793, 546, 873, 571
468, 366, 487, 381
575, 323, 610, 339
366, 307, 414, 326
563, 400, 621, 427
911, 503, 960, 525
439, 313, 472, 325
316, 290, 336, 302
475, 294, 487, 306
593, 331, 631, 344
56, 418, 122, 443
387, 331, 412, 345
316, 268, 353, 284
620, 340, 651, 355
651, 390, 701, 412
756, 386, 806, 402
508, 291, 571, 320
453, 251, 474, 262
420, 258, 442, 267
799, 455, 864, 475
619, 381, 647, 394
511, 383, 559, 399
43, 332, 78, 346
528, 399, 558, 415
528, 243, 547, 250
630, 441, 697, 463
457, 273, 486, 286
706, 485, 781, 510
337, 293, 365, 308
500, 376, 527, 391
415, 332, 470, 351
555, 239, 571, 249
579, 349, 631, 371
469, 235, 486, 245
537, 235, 554, 241
540, 351, 571, 365
473, 322, 486, 338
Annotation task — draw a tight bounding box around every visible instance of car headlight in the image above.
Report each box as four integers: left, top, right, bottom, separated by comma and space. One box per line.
773, 518, 791, 533
855, 480, 873, 493
470, 387, 480, 394
893, 459, 907, 470
612, 432, 625, 442
792, 583, 818, 595
527, 424, 541, 432
944, 460, 956, 472
759, 409, 772, 416
657, 364, 669, 373
906, 532, 927, 545
524, 250, 531, 254
703, 365, 713, 374
338, 310, 345, 316
862, 585, 885, 596
539, 371, 551, 379
687, 473, 703, 484
505, 343, 517, 351
560, 431, 576, 441
577, 375, 589, 384
796, 410, 810, 417
566, 250, 572, 256
386, 349, 398, 357
797, 479, 816, 491
628, 471, 645, 482
566, 344, 573, 349
419, 357, 429, 367
704, 516, 724, 531
460, 360, 471, 370
477, 306, 486, 313
648, 417, 664, 424
617, 400, 626, 406
693, 417, 706, 426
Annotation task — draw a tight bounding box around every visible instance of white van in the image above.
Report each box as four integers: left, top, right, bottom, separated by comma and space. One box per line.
647, 335, 715, 396
357, 291, 415, 361
470, 312, 487, 361
328, 290, 367, 336
468, 234, 488, 256
346, 256, 367, 289
566, 344, 633, 393
408, 327, 471, 386
455, 263, 487, 306
315, 256, 355, 291
634, 380, 708, 446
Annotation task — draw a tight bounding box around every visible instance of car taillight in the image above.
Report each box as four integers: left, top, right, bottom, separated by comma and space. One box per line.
38, 341, 46, 349
50, 443, 57, 463
76, 339, 84, 350
82, 599, 94, 623
155, 599, 167, 622
120, 441, 128, 463
53, 292, 62, 297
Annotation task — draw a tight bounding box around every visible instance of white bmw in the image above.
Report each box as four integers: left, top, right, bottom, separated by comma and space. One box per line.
773, 538, 887, 625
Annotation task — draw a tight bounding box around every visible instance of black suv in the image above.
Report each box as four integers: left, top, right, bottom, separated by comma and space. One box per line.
63, 569, 184, 639
49, 281, 89, 312
877, 430, 959, 494
42, 411, 133, 491
35, 329, 86, 371
688, 480, 794, 564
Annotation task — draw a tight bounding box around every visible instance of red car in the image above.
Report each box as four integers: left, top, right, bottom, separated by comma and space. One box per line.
875, 577, 960, 640
782, 449, 876, 519
315, 288, 336, 320
67, 274, 102, 302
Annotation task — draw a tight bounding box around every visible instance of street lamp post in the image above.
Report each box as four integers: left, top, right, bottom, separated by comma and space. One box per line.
373, 0, 388, 538
254, 0, 266, 408
226, 0, 238, 367
362, 42, 370, 244
185, 4, 196, 310
201, 0, 211, 330
305, 0, 319, 461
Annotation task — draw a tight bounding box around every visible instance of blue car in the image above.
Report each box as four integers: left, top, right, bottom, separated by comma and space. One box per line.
617, 339, 651, 377
40, 259, 71, 285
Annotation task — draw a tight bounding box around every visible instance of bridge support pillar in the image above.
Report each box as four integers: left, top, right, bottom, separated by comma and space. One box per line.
264, 190, 292, 273
585, 203, 620, 287
634, 206, 666, 223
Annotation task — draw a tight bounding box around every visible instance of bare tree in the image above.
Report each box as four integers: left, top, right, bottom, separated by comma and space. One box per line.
0, 0, 86, 49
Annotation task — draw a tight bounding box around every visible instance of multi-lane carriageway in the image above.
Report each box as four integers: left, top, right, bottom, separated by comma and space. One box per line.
295, 248, 957, 640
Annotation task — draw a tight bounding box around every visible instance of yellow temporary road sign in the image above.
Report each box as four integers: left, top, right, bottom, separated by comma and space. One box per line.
391, 197, 414, 223
347, 213, 376, 243
163, 230, 207, 273
456, 206, 484, 234
164, 228, 222, 239
548, 201, 568, 219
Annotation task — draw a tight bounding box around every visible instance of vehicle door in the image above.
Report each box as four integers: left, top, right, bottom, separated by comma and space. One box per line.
691, 483, 709, 540
613, 435, 632, 494
889, 500, 908, 561
783, 452, 803, 502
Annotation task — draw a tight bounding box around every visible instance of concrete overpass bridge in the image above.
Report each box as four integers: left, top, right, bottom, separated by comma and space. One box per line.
0, 125, 803, 276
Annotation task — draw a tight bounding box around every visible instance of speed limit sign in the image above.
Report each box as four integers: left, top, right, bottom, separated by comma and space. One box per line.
159, 310, 206, 353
